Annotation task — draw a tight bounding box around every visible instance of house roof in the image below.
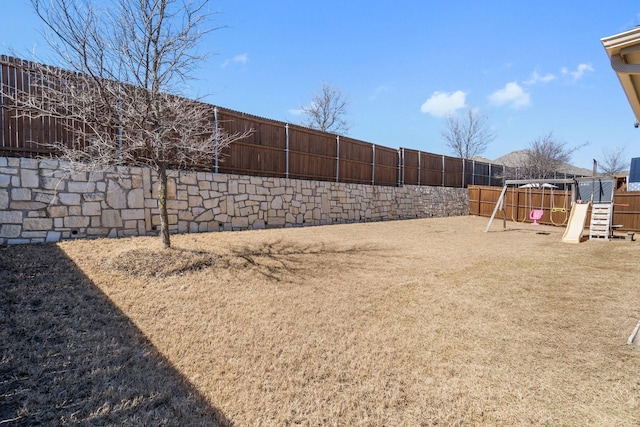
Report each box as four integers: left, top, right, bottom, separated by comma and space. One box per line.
601, 26, 640, 125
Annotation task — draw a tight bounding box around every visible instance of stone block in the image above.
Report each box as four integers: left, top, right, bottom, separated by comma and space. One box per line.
214, 213, 228, 223
195, 210, 214, 222
121, 209, 145, 220
231, 216, 249, 229
10, 201, 46, 210
11, 188, 31, 201
188, 195, 203, 207
0, 211, 23, 223
180, 172, 198, 185
68, 181, 96, 193
34, 191, 56, 204
128, 188, 145, 209
0, 190, 7, 209
0, 224, 21, 238
58, 192, 81, 205
20, 158, 38, 169
106, 179, 127, 209
20, 169, 39, 188
64, 216, 90, 228
82, 202, 102, 216
41, 176, 61, 190
102, 210, 123, 228
166, 200, 188, 210
23, 218, 53, 231
46, 231, 61, 242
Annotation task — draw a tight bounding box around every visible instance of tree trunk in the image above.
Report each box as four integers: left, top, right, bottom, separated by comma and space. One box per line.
157, 164, 171, 249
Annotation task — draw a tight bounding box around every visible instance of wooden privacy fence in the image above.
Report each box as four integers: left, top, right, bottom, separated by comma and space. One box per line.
469, 185, 640, 231
1, 54, 508, 187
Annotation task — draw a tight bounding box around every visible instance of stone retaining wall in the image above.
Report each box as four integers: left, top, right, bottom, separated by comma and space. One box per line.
0, 157, 469, 244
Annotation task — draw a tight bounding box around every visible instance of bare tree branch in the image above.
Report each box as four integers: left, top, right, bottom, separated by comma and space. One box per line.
13, 0, 251, 248
510, 132, 587, 180
441, 109, 495, 159
598, 145, 629, 176
301, 82, 350, 135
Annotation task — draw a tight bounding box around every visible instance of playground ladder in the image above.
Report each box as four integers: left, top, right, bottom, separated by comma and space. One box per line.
589, 203, 613, 240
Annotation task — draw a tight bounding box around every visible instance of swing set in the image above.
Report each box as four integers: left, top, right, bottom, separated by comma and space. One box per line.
486, 178, 577, 232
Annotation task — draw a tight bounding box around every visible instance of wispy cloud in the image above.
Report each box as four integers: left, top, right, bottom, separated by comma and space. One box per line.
222, 53, 249, 68
489, 82, 530, 108
524, 70, 556, 85
420, 90, 467, 117
561, 63, 594, 81
369, 84, 393, 101
287, 108, 304, 116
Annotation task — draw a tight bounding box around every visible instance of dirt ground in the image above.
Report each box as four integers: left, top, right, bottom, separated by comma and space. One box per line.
2, 215, 639, 426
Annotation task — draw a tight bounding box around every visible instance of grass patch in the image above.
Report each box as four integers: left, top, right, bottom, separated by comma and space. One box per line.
2, 216, 640, 425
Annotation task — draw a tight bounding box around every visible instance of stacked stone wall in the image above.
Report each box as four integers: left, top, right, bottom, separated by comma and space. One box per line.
0, 157, 469, 244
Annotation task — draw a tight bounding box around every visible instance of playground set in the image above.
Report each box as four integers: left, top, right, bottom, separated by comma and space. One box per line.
484, 177, 634, 243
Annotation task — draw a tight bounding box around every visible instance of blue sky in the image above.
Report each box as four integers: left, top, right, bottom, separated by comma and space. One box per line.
2, 0, 640, 169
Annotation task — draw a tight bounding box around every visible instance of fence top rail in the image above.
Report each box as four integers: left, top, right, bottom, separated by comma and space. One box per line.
505, 178, 577, 185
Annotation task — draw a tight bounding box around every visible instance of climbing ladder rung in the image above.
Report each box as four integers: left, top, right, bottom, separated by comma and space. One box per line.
589, 203, 613, 241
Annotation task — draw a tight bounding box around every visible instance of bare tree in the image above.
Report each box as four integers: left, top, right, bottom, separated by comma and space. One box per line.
301, 82, 350, 134
514, 132, 585, 179
441, 109, 496, 159
18, 0, 251, 248
598, 145, 629, 176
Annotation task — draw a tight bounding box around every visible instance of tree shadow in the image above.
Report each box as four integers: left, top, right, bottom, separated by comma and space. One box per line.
228, 240, 378, 283
0, 244, 233, 426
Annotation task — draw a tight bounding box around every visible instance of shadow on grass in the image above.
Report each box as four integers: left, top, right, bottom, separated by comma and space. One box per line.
229, 240, 377, 283
0, 244, 232, 426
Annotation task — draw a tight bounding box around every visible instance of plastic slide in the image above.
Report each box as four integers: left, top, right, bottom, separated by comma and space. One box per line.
562, 202, 590, 244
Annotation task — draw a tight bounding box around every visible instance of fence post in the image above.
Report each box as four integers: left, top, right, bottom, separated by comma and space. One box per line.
488, 163, 492, 186
418, 150, 421, 186
397, 148, 405, 187
442, 155, 445, 187
336, 135, 340, 183
471, 160, 475, 186
462, 158, 466, 188
371, 144, 376, 185
285, 123, 289, 179
213, 107, 219, 173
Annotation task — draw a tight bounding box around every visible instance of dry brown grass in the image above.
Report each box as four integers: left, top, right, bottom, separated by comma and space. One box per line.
2, 215, 640, 426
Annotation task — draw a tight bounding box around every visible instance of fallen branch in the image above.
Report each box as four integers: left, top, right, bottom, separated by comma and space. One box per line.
627, 320, 640, 345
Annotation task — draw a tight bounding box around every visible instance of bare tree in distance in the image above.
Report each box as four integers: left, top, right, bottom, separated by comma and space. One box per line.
512, 132, 587, 180
598, 145, 629, 176
18, 0, 252, 248
301, 82, 350, 135
441, 109, 496, 159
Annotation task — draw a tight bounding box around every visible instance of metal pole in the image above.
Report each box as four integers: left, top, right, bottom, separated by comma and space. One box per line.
213, 107, 219, 173
402, 148, 405, 186
462, 158, 466, 188
442, 155, 445, 187
371, 144, 376, 185
472, 160, 475, 186
489, 163, 493, 186
418, 151, 421, 186
285, 123, 289, 179
336, 135, 340, 183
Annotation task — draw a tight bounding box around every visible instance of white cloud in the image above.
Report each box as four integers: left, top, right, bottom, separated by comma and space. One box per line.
287, 108, 304, 116
561, 63, 594, 81
369, 84, 392, 101
524, 70, 556, 85
420, 90, 467, 117
489, 82, 530, 108
222, 53, 249, 68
